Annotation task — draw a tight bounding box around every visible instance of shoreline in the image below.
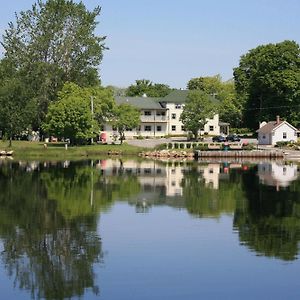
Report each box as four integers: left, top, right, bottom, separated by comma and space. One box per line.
0, 141, 299, 162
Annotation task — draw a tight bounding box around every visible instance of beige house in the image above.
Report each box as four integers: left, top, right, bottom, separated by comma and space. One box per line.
104, 90, 228, 140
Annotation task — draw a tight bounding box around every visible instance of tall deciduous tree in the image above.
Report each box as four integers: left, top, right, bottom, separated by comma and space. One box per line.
234, 40, 300, 129
110, 104, 140, 144
218, 81, 242, 128
187, 75, 223, 95
180, 91, 216, 140
42, 83, 114, 145
0, 59, 37, 146
187, 76, 242, 128
1, 0, 106, 127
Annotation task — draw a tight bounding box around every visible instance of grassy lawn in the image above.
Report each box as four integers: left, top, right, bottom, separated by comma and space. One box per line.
0, 141, 144, 159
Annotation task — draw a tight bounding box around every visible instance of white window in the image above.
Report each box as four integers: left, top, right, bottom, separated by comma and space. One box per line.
144, 111, 151, 116
175, 104, 182, 109
283, 132, 287, 139
157, 126, 162, 132
172, 113, 176, 119
145, 126, 152, 131
181, 126, 185, 131
209, 126, 214, 131
172, 125, 176, 131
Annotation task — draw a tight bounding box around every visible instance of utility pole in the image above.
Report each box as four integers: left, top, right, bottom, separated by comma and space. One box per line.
91, 96, 94, 144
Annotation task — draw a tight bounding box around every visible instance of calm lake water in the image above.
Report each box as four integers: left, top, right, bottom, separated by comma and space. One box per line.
0, 158, 299, 300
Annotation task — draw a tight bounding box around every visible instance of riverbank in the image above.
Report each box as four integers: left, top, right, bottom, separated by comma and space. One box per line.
1, 140, 300, 162
0, 141, 145, 159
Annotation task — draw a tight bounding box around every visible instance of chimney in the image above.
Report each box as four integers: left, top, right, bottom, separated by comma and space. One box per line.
276, 115, 280, 124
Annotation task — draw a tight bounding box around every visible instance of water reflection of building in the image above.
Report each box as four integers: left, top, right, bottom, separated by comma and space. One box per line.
257, 162, 299, 190
198, 164, 221, 189
97, 160, 234, 197
97, 159, 187, 197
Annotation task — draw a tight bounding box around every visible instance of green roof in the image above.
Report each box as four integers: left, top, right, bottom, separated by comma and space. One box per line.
161, 90, 190, 103
115, 90, 219, 109
115, 96, 163, 109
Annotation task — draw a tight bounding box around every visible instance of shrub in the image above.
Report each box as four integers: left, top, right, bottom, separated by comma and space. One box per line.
230, 128, 253, 135
136, 135, 144, 140
155, 143, 167, 150
243, 143, 255, 150
194, 143, 208, 151
276, 141, 289, 148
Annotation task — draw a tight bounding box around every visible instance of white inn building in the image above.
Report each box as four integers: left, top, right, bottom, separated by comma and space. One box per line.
104, 90, 229, 140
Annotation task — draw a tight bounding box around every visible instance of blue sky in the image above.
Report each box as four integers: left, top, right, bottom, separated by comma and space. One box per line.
1, 0, 300, 88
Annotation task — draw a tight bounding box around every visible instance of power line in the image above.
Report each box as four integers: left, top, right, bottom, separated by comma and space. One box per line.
243, 104, 300, 111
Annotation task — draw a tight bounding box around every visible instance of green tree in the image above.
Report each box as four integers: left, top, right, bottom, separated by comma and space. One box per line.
43, 83, 114, 144
126, 79, 171, 97
187, 75, 223, 95
218, 81, 242, 128
180, 91, 216, 140
233, 40, 300, 129
0, 60, 37, 146
1, 0, 106, 127
111, 104, 140, 144
187, 76, 242, 127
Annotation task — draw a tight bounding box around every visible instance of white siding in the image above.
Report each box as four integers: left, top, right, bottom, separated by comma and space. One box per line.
202, 114, 220, 136
272, 123, 297, 145
104, 103, 222, 140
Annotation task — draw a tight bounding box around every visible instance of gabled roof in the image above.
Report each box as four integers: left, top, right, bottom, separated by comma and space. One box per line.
257, 120, 298, 133
161, 90, 190, 103
115, 96, 163, 109
115, 90, 219, 109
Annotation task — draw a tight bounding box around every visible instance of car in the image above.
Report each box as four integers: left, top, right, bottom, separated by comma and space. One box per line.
226, 134, 241, 142
212, 135, 226, 143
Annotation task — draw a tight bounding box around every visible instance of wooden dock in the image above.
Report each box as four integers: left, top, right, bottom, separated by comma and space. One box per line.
194, 150, 284, 159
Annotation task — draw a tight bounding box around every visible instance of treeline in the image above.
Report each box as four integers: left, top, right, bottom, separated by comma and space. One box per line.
0, 0, 299, 144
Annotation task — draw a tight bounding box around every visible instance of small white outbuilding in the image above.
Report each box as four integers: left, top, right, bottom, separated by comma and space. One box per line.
257, 116, 298, 145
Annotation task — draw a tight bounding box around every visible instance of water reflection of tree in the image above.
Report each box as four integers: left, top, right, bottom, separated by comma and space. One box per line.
234, 167, 300, 261
0, 162, 103, 299
182, 166, 242, 218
